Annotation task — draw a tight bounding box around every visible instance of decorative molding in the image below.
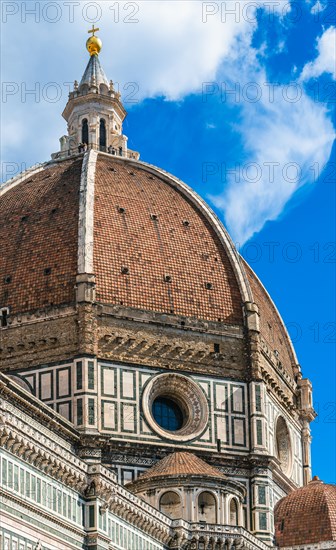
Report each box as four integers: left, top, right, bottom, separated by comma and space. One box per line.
142, 372, 209, 443
78, 149, 98, 274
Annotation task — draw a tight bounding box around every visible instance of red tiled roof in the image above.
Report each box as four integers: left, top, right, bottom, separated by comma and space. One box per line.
0, 159, 81, 313
135, 452, 226, 481
274, 477, 336, 546
93, 156, 243, 323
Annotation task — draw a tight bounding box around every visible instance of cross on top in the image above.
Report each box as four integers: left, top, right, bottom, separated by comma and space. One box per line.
88, 25, 99, 36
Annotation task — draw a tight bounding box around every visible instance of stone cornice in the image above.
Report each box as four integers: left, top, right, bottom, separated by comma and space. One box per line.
260, 367, 298, 417
99, 303, 244, 337
259, 338, 296, 391
62, 91, 127, 122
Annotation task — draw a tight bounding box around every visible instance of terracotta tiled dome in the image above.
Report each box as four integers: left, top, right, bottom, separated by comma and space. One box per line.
0, 155, 242, 323
0, 152, 298, 377
134, 452, 226, 481
274, 477, 336, 546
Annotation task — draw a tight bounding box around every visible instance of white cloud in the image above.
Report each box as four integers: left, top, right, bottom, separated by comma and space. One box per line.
209, 48, 334, 243
301, 27, 336, 81
310, 0, 326, 15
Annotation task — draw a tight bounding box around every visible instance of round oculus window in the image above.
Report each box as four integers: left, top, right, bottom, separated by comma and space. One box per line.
152, 396, 184, 432
142, 372, 209, 442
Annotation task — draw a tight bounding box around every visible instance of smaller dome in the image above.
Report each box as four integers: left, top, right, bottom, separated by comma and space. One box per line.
274, 477, 336, 547
132, 452, 226, 481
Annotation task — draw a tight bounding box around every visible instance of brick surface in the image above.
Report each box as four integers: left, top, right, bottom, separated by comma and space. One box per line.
274, 478, 336, 545
244, 261, 296, 377
0, 159, 82, 314
94, 156, 243, 324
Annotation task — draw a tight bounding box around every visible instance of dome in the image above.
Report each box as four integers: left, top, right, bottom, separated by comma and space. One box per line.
274, 477, 336, 546
0, 151, 299, 378
0, 154, 243, 323
130, 451, 226, 482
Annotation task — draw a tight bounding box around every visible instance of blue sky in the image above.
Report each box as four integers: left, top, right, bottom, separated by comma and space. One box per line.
1, 1, 335, 482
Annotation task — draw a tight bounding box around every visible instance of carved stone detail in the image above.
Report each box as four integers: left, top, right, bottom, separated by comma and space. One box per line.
142, 372, 209, 442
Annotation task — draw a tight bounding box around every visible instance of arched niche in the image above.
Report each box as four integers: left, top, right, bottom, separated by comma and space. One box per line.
275, 416, 292, 475
159, 491, 181, 519
229, 498, 239, 525
197, 491, 217, 524
99, 83, 109, 95
99, 118, 106, 151
80, 84, 89, 95
82, 118, 89, 145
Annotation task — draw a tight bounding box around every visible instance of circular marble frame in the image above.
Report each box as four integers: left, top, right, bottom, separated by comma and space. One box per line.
142, 373, 209, 442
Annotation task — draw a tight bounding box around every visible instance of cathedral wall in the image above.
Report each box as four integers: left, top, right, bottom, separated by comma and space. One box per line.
11, 358, 249, 455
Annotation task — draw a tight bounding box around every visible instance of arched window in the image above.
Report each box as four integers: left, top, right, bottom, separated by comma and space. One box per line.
159, 491, 181, 519
82, 119, 89, 145
198, 492, 217, 524
229, 498, 239, 525
100, 118, 106, 151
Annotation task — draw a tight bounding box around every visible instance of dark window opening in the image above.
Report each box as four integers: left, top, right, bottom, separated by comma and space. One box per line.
89, 504, 95, 527
99, 119, 106, 151
88, 398, 95, 425
77, 399, 83, 425
214, 343, 220, 353
4, 276, 11, 284
152, 397, 183, 431
1, 309, 9, 328
88, 361, 95, 389
119, 146, 123, 156
82, 119, 89, 145
44, 267, 52, 276
76, 362, 83, 390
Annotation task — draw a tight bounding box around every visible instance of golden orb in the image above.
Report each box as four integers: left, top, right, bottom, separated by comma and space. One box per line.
86, 35, 102, 56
